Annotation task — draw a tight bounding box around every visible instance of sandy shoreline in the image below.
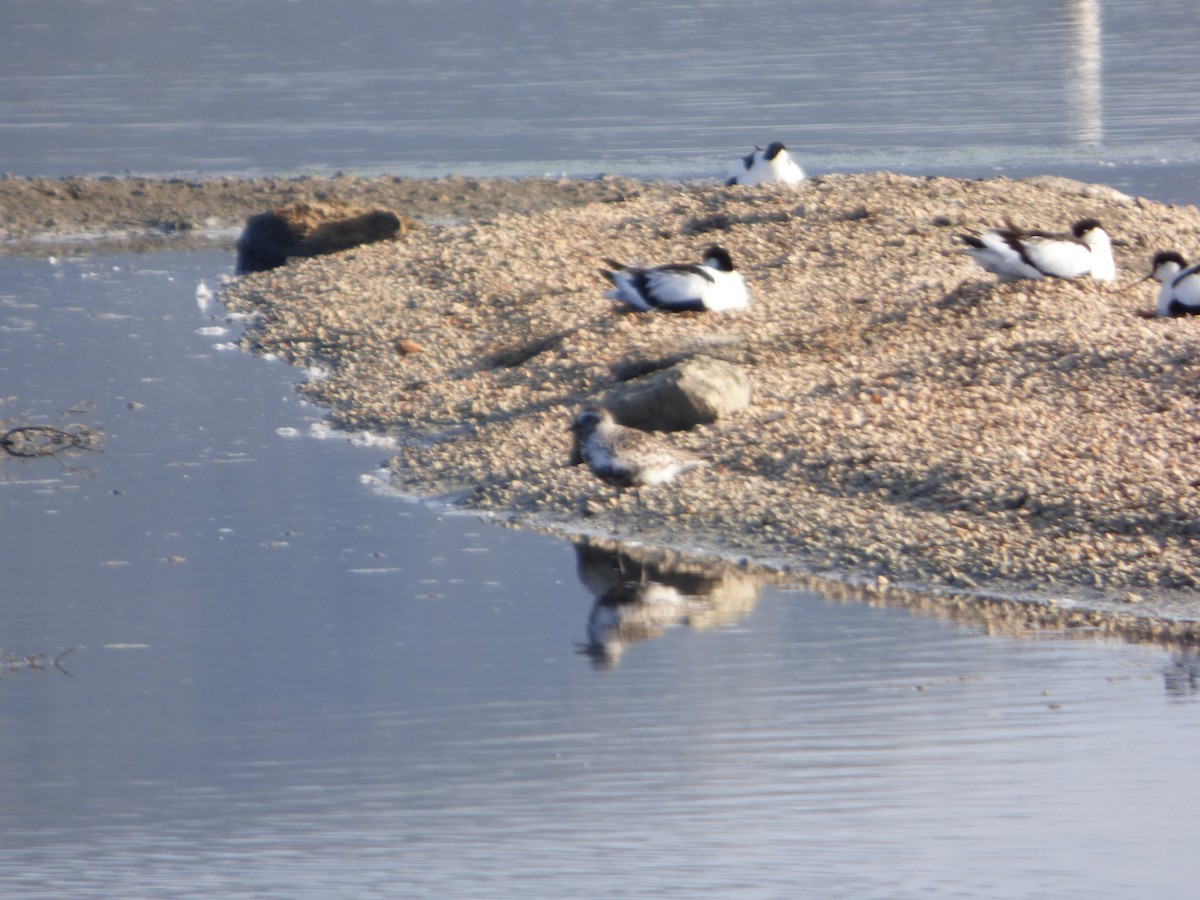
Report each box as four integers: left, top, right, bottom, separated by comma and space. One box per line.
0, 172, 649, 254
7, 171, 1200, 644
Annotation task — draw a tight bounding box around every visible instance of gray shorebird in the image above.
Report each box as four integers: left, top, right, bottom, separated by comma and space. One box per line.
568, 406, 706, 514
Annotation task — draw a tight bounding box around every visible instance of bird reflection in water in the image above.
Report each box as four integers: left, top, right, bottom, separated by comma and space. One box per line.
1163, 652, 1200, 697
573, 538, 761, 669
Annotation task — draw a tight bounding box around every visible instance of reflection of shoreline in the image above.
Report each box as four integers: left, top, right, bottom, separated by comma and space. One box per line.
559, 525, 1200, 657
1064, 0, 1102, 145
572, 537, 1200, 694
781, 566, 1200, 653
573, 539, 762, 669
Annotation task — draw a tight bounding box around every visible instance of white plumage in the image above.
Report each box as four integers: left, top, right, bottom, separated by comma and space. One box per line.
959, 218, 1115, 283
600, 245, 748, 313
1142, 251, 1200, 317
725, 141, 805, 186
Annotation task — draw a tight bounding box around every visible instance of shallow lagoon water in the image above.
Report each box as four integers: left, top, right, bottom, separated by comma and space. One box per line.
2, 251, 1200, 897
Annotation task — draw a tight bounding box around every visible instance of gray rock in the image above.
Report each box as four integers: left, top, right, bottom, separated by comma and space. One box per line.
603, 356, 751, 431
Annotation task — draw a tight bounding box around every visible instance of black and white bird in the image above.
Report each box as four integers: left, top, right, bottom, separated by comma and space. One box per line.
725, 141, 805, 186
1134, 251, 1200, 317
568, 407, 706, 508
600, 245, 749, 313
959, 218, 1116, 283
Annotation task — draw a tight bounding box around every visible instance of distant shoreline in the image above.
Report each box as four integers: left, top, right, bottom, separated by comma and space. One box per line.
8, 170, 1200, 646
0, 171, 651, 256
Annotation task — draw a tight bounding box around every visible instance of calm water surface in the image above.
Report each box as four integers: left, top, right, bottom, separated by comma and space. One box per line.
1, 242, 1199, 900
6, 1, 1200, 896
4, 0, 1200, 181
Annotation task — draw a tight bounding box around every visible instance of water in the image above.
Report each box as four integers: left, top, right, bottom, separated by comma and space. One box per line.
4, 0, 1200, 183
1, 234, 1199, 900
6, 1, 1200, 895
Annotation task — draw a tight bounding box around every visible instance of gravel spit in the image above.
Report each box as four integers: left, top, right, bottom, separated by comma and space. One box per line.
9, 170, 1200, 644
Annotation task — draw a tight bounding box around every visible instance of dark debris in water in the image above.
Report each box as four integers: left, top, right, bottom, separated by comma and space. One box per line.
1, 647, 76, 679
0, 400, 103, 460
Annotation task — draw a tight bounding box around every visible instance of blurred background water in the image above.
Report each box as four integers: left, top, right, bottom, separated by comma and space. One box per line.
3, 0, 1200, 193
4, 2, 1200, 897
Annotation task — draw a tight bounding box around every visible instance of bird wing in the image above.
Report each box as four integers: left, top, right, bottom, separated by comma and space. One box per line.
600, 263, 655, 310
1166, 263, 1200, 313
609, 430, 704, 485
725, 151, 757, 185
640, 264, 716, 310
963, 229, 1037, 278
584, 437, 642, 486
1019, 236, 1092, 278
1172, 261, 1200, 292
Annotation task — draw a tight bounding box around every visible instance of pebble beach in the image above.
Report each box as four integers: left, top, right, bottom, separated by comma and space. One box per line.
7, 170, 1200, 643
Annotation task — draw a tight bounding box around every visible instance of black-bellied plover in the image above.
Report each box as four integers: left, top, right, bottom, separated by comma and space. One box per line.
568, 406, 706, 515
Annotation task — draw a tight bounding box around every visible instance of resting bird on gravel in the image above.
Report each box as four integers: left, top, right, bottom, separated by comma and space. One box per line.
725, 141, 805, 186
568, 406, 706, 511
959, 218, 1116, 283
600, 245, 748, 313
1133, 251, 1200, 317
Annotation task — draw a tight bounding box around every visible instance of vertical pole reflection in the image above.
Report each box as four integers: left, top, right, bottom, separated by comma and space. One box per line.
1064, 0, 1102, 145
